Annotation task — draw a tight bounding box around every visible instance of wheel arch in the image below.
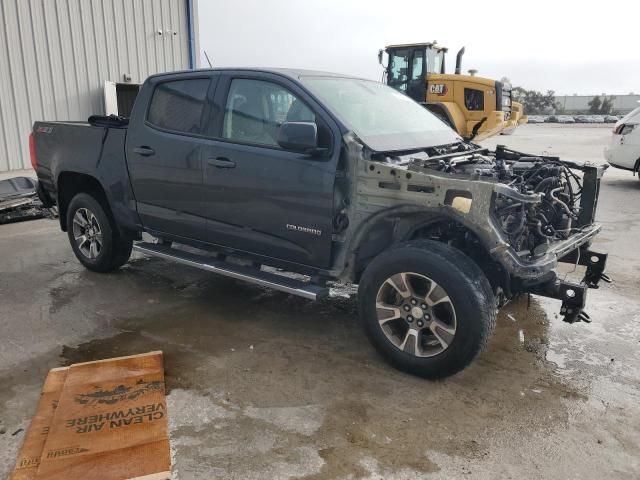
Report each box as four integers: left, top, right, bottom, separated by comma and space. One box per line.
348, 209, 507, 296
347, 206, 448, 281
57, 172, 114, 233
410, 219, 510, 298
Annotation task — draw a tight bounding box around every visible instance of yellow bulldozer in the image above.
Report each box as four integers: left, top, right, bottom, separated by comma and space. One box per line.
379, 42, 527, 141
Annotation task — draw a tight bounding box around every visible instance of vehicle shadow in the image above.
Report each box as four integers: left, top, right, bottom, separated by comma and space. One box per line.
601, 164, 640, 190
56, 257, 583, 479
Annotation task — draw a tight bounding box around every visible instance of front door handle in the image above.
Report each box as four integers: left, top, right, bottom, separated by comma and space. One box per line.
133, 146, 155, 156
208, 157, 236, 168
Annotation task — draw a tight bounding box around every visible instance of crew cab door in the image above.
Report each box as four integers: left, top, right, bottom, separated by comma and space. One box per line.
200, 72, 339, 268
125, 73, 218, 240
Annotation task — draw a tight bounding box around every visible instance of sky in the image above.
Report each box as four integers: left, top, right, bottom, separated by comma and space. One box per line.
198, 0, 640, 96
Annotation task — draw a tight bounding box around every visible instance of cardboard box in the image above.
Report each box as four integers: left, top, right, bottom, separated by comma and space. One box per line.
9, 367, 68, 480
10, 352, 171, 480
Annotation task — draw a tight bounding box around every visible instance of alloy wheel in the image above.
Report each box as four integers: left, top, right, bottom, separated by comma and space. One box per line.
375, 272, 457, 357
72, 208, 103, 259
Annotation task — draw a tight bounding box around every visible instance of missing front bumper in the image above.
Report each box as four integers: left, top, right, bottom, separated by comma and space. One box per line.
494, 224, 602, 280
527, 247, 611, 324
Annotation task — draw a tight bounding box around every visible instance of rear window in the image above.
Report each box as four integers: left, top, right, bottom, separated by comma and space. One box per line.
147, 79, 210, 134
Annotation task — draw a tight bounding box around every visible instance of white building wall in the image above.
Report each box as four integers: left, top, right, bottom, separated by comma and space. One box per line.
0, 0, 194, 172
555, 94, 640, 115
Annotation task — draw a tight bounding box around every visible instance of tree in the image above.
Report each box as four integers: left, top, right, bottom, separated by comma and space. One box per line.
600, 96, 615, 115
588, 96, 602, 114
512, 87, 558, 115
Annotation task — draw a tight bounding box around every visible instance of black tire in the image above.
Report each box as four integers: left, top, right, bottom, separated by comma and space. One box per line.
66, 192, 132, 272
112, 238, 133, 269
358, 240, 496, 379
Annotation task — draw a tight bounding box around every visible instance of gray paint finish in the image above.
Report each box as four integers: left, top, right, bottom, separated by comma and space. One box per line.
0, 0, 194, 172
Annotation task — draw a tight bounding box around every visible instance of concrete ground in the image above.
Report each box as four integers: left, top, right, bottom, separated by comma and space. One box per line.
1, 124, 638, 479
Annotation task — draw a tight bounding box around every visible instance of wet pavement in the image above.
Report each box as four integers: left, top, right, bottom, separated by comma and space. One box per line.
1, 124, 639, 479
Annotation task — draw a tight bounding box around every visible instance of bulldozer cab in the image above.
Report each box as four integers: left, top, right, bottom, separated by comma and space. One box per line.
382, 43, 447, 103
380, 42, 527, 141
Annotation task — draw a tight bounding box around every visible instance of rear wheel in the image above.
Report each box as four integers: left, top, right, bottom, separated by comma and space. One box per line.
358, 240, 496, 379
67, 193, 132, 272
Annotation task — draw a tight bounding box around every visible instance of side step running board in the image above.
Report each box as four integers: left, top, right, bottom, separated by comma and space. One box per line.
132, 242, 329, 301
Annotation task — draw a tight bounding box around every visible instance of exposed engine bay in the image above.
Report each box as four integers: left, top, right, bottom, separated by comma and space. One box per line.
493, 157, 582, 254
349, 141, 610, 323
371, 143, 604, 260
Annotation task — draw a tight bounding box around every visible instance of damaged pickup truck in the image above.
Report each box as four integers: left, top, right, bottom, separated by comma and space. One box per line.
31, 68, 610, 378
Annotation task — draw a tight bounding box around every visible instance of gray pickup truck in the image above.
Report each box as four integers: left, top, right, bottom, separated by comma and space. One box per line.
31, 68, 610, 378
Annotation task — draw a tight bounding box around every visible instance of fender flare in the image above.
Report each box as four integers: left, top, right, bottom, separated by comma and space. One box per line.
340, 204, 493, 280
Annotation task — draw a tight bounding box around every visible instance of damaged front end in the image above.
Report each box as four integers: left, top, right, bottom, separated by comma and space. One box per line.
341, 138, 609, 324
487, 145, 611, 323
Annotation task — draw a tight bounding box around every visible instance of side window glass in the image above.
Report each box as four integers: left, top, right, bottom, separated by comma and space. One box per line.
389, 49, 409, 91
147, 79, 210, 134
222, 79, 315, 147
464, 88, 484, 111
411, 51, 424, 80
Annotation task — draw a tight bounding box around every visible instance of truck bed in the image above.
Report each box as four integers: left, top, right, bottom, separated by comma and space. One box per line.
34, 121, 127, 192
32, 120, 139, 234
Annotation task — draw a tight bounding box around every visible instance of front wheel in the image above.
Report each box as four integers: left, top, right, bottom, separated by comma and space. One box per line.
358, 240, 496, 379
66, 193, 132, 272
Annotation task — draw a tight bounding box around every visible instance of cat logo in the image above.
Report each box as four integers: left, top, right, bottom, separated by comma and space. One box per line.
429, 84, 448, 96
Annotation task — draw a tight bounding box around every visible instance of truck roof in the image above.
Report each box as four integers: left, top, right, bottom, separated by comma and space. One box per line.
385, 42, 447, 51
147, 67, 369, 83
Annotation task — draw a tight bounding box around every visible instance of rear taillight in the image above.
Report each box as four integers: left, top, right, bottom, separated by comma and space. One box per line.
29, 132, 37, 169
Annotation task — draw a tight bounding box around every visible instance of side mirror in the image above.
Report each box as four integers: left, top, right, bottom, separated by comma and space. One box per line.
277, 121, 318, 153
378, 49, 384, 65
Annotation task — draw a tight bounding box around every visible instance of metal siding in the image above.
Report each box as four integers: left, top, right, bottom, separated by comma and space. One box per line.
0, 0, 192, 172
555, 94, 640, 115
0, 1, 25, 171
177, 0, 188, 67
151, 1, 164, 73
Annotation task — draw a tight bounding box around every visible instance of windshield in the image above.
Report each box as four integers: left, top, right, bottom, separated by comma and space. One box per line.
300, 76, 460, 151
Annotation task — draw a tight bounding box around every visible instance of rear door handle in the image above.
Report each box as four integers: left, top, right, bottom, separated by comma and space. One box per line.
208, 157, 236, 168
133, 146, 155, 156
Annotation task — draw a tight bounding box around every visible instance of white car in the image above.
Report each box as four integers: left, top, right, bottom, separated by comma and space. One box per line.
604, 105, 640, 176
